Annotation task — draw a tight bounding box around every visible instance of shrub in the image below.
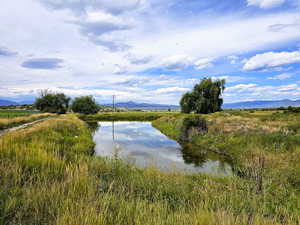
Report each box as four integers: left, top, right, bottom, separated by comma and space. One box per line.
35, 90, 70, 114
71, 96, 99, 114
179, 116, 208, 142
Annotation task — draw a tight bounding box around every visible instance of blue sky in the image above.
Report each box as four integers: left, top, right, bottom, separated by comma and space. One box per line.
0, 0, 300, 104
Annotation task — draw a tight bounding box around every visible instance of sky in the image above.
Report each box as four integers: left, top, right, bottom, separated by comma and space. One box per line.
0, 0, 300, 105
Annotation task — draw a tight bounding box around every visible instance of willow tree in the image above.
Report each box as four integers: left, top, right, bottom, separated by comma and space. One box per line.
179, 92, 195, 113
180, 78, 225, 114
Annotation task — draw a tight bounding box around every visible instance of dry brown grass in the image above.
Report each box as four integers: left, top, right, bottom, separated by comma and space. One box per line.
207, 116, 284, 134
0, 113, 53, 130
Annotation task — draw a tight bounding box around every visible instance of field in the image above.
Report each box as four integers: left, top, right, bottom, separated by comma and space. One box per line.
0, 110, 38, 118
0, 111, 300, 224
0, 110, 54, 130
79, 111, 178, 121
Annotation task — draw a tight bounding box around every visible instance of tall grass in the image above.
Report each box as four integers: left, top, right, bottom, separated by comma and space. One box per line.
0, 113, 299, 224
0, 113, 53, 130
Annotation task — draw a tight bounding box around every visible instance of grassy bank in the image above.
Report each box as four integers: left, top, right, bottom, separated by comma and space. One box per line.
1, 113, 300, 224
0, 112, 54, 130
153, 111, 300, 218
79, 111, 178, 122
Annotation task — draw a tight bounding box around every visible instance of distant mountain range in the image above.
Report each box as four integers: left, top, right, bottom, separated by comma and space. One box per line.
103, 101, 180, 110
0, 99, 34, 106
109, 100, 300, 110
223, 99, 300, 109
1, 98, 300, 109
0, 99, 18, 106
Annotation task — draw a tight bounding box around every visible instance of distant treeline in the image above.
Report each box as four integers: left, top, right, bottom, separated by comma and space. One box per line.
0, 104, 35, 110
225, 106, 300, 113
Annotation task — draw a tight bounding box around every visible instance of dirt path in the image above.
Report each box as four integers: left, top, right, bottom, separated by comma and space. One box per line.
0, 118, 48, 137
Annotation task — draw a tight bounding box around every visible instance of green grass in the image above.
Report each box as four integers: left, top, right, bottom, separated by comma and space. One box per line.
0, 112, 54, 130
0, 110, 38, 119
79, 111, 179, 122
0, 112, 300, 224
153, 111, 300, 199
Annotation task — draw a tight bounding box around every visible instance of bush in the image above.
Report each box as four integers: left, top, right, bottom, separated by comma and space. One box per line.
287, 106, 300, 113
71, 96, 99, 114
35, 90, 70, 114
179, 116, 208, 142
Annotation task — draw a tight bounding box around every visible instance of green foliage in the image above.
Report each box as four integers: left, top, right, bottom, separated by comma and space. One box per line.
180, 92, 195, 113
35, 90, 70, 114
71, 96, 99, 114
286, 106, 300, 113
180, 78, 225, 114
180, 116, 208, 142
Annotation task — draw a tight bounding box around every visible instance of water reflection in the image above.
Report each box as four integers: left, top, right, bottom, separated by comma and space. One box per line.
93, 121, 232, 176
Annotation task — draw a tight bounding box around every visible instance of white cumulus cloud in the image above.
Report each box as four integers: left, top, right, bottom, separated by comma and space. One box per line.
267, 73, 292, 80
161, 54, 194, 71
153, 87, 189, 94
40, 0, 144, 14
243, 51, 300, 71
226, 84, 257, 92
247, 0, 285, 9
194, 58, 214, 70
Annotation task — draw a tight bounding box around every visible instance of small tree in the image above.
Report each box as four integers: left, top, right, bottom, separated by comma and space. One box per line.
35, 90, 70, 114
71, 96, 99, 114
180, 78, 225, 114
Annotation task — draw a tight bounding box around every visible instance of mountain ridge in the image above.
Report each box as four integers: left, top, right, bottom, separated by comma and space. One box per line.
0, 99, 18, 106
103, 101, 180, 110
223, 99, 300, 109
1, 99, 300, 109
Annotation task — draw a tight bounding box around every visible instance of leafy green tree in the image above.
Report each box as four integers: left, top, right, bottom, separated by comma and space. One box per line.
71, 96, 99, 114
180, 78, 225, 114
180, 92, 195, 113
35, 90, 70, 114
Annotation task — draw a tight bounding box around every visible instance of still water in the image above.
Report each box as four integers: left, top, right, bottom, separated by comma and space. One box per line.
93, 121, 232, 176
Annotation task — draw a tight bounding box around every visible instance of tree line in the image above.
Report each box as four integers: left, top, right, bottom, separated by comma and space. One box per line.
35, 90, 99, 114
35, 78, 226, 115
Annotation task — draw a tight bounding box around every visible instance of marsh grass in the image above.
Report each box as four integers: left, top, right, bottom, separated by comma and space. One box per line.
153, 111, 300, 223
1, 113, 300, 224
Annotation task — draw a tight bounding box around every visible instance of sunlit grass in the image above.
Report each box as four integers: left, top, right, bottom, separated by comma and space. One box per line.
0, 113, 54, 130
79, 111, 179, 122
0, 110, 38, 118
0, 113, 300, 224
